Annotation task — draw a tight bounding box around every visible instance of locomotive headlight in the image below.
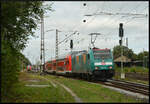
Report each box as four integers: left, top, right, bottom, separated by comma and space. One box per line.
109, 66, 112, 69
95, 67, 98, 70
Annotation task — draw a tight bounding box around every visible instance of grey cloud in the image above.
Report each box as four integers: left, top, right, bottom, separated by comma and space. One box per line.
23, 1, 148, 64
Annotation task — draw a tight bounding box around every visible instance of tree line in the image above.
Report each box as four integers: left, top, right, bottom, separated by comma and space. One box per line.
1, 1, 53, 98
113, 45, 149, 61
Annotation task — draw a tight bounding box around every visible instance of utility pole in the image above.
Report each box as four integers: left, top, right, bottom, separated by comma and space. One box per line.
55, 29, 61, 71
22, 59, 24, 72
126, 37, 128, 47
119, 23, 125, 79
40, 13, 45, 73
56, 29, 58, 60
55, 29, 61, 59
143, 48, 144, 69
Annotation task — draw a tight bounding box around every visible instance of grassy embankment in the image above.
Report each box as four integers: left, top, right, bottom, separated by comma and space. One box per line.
1, 72, 75, 103
45, 75, 147, 103
2, 72, 148, 103
114, 66, 149, 84
115, 66, 149, 74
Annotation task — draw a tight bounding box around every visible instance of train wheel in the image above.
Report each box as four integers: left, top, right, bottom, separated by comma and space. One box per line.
82, 73, 85, 80
87, 74, 91, 81
91, 75, 96, 81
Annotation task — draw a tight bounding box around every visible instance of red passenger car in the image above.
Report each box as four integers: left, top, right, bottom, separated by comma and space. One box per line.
65, 55, 72, 73
44, 54, 72, 75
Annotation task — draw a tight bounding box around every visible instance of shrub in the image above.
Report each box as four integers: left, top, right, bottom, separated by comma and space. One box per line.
1, 41, 21, 96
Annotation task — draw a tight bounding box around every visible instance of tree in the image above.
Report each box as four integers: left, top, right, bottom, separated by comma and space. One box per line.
1, 1, 53, 50
1, 1, 53, 99
137, 51, 149, 61
113, 45, 135, 60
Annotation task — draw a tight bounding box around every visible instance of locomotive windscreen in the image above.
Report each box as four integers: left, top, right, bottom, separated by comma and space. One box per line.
93, 50, 112, 59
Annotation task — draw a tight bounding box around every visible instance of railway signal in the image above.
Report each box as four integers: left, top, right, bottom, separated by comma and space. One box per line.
119, 23, 124, 37
119, 23, 125, 79
70, 39, 73, 49
119, 39, 122, 46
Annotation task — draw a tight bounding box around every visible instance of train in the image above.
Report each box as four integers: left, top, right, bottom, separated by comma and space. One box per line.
44, 47, 115, 80
26, 65, 32, 71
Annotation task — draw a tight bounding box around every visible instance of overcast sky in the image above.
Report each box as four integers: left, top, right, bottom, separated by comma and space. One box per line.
22, 1, 149, 65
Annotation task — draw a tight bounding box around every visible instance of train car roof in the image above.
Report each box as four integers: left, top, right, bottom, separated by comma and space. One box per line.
92, 47, 110, 51
70, 50, 88, 56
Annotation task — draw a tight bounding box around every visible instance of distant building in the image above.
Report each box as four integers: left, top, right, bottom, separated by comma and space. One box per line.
114, 56, 131, 63
114, 56, 131, 67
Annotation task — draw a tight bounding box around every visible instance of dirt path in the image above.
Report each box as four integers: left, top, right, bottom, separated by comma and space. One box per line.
41, 77, 82, 103
25, 85, 50, 87
54, 81, 82, 103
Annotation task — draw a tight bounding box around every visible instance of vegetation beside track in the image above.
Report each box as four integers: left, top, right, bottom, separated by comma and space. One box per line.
2, 72, 147, 103
45, 74, 146, 103
113, 75, 149, 85
114, 66, 149, 74
113, 66, 149, 84
1, 1, 53, 98
1, 72, 75, 103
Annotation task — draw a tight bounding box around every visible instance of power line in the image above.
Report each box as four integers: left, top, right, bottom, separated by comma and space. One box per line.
85, 11, 148, 17
58, 31, 78, 45
98, 4, 148, 39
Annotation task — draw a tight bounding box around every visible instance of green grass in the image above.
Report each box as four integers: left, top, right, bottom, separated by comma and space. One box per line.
1, 72, 75, 103
2, 72, 147, 103
115, 66, 149, 74
113, 75, 149, 85
114, 66, 149, 85
45, 75, 146, 103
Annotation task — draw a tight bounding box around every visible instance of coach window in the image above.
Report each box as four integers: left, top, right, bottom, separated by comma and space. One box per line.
73, 57, 75, 64
53, 63, 56, 66
88, 54, 90, 59
65, 61, 69, 65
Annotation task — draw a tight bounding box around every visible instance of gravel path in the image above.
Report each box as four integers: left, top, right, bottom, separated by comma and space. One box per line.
54, 81, 82, 103
41, 77, 82, 103
25, 84, 50, 87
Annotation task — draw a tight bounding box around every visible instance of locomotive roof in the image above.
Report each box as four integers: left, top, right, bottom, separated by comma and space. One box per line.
70, 50, 88, 56
92, 47, 110, 51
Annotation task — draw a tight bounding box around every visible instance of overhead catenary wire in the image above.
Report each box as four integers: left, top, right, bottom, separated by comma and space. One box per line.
51, 2, 148, 59
98, 3, 148, 39
85, 3, 148, 49
61, 3, 147, 49
71, 2, 107, 48
76, 2, 124, 47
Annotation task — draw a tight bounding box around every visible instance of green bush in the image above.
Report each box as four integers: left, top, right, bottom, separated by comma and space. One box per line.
1, 41, 21, 96
114, 65, 149, 74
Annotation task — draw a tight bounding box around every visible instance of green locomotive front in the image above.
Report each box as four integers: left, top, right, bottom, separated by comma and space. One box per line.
89, 48, 114, 79
71, 48, 114, 80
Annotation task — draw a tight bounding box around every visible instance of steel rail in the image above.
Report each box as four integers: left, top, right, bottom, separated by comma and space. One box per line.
43, 72, 149, 96
109, 79, 149, 90
105, 79, 149, 96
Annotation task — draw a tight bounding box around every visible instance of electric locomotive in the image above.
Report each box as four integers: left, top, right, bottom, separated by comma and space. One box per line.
70, 47, 114, 80
89, 47, 114, 80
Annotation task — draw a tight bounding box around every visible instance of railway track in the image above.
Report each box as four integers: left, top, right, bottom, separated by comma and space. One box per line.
102, 79, 149, 96
42, 72, 149, 96
115, 72, 149, 81
67, 76, 149, 96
